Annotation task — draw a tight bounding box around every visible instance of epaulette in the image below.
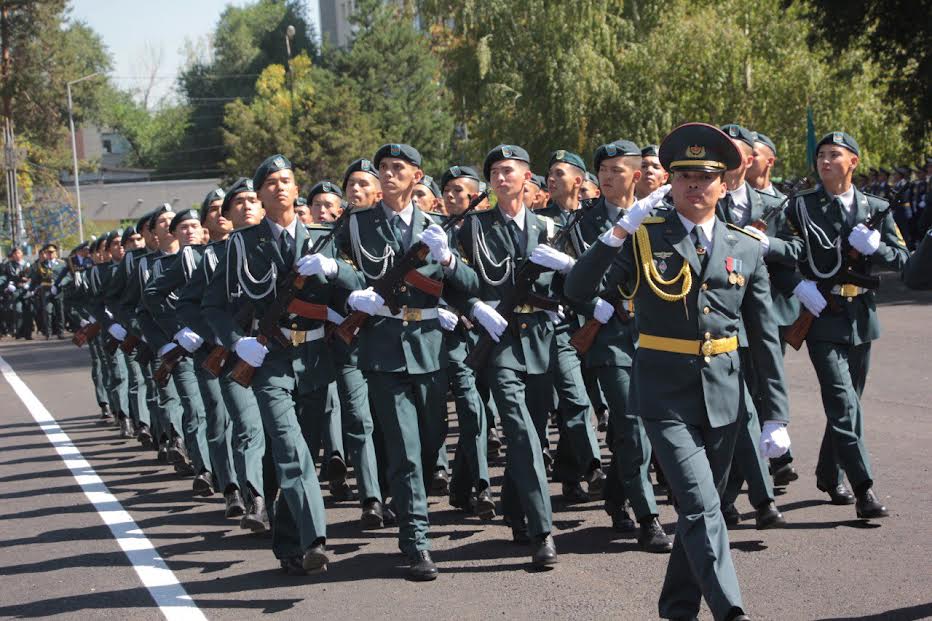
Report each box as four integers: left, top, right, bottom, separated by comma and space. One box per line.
306, 223, 333, 230
862, 192, 890, 206
349, 205, 376, 215
796, 187, 819, 197
726, 222, 762, 238
643, 216, 666, 224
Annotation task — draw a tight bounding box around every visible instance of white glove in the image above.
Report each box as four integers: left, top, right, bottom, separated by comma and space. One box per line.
326, 307, 345, 325
472, 301, 508, 342
759, 421, 791, 459
593, 298, 615, 324
530, 245, 576, 273
793, 279, 827, 317
157, 342, 176, 358
104, 309, 113, 320
617, 184, 671, 234
545, 304, 565, 324
234, 336, 268, 368
295, 253, 337, 278
437, 307, 458, 331
347, 287, 385, 315
79, 318, 90, 328
848, 223, 880, 255
173, 327, 204, 353
50, 285, 59, 296
88, 314, 96, 323
419, 223, 452, 265
743, 226, 771, 256
108, 323, 127, 341
4, 283, 14, 293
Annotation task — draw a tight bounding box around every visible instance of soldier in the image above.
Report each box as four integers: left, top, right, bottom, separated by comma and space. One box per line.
891, 166, 914, 249
902, 228, 932, 289
580, 171, 601, 200
524, 174, 549, 211
456, 144, 561, 570
413, 174, 443, 214
95, 232, 134, 437
203, 155, 340, 575
31, 244, 66, 339
746, 133, 783, 198
715, 123, 789, 528
1, 247, 33, 340
72, 238, 113, 423
782, 131, 907, 517
536, 149, 605, 502
294, 196, 312, 225
635, 144, 669, 200
307, 181, 344, 224
566, 123, 790, 621
915, 157, 932, 237
564, 139, 673, 551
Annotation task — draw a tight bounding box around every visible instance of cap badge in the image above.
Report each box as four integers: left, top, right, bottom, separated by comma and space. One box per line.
451, 166, 461, 176
555, 149, 566, 160
687, 145, 706, 159
833, 132, 843, 144
502, 145, 513, 158
729, 127, 738, 137
606, 145, 617, 156
390, 144, 401, 156
273, 156, 285, 168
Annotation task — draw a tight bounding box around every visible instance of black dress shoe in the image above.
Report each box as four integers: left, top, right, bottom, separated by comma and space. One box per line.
407, 550, 438, 581
330, 479, 356, 502
166, 436, 188, 465
280, 555, 306, 575
611, 506, 637, 532
595, 406, 609, 432
818, 483, 856, 505
119, 416, 134, 439
487, 427, 502, 456
224, 488, 246, 518
241, 495, 270, 532
511, 526, 530, 544
754, 500, 786, 529
137, 424, 152, 448
638, 517, 673, 553
531, 534, 558, 569
855, 488, 889, 519
474, 488, 496, 521
174, 461, 196, 476
98, 404, 112, 423
586, 467, 607, 498
327, 453, 347, 487
562, 481, 589, 504
382, 501, 397, 526
193, 471, 215, 496
430, 469, 450, 496
156, 443, 169, 464
302, 540, 329, 573
722, 503, 741, 527
771, 463, 799, 486
361, 499, 384, 529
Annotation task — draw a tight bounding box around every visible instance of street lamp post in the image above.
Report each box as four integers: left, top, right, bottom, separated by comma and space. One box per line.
67, 72, 100, 243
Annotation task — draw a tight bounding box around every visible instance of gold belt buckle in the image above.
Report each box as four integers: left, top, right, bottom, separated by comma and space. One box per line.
838, 284, 858, 297
290, 329, 306, 346
404, 308, 422, 321
701, 339, 714, 356
514, 304, 533, 314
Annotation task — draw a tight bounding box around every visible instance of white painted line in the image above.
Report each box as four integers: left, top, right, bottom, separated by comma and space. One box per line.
0, 354, 207, 621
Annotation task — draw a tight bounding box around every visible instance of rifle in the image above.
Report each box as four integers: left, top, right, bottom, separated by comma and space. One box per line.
154, 344, 190, 387
465, 201, 591, 371
569, 287, 633, 355
201, 304, 255, 378
334, 192, 487, 345
228, 205, 356, 388
71, 321, 102, 347
784, 201, 894, 350
748, 177, 807, 233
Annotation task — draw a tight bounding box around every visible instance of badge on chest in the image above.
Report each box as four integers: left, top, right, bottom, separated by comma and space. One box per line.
653, 251, 673, 275
725, 256, 744, 287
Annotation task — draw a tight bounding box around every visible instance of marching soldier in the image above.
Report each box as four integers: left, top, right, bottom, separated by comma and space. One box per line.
413, 175, 443, 214
903, 228, 932, 289
307, 181, 344, 224
782, 131, 907, 517
566, 123, 790, 621
72, 238, 113, 422
580, 171, 601, 200
746, 133, 783, 198
635, 144, 669, 200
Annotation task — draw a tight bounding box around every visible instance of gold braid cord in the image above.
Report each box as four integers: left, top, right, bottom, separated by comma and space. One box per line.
635, 225, 692, 302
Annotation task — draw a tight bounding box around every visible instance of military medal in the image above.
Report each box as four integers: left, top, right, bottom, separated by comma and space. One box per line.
726, 256, 743, 286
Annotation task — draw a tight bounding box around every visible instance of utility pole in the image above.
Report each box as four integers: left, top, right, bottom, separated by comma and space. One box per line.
67, 72, 100, 243
0, 3, 24, 249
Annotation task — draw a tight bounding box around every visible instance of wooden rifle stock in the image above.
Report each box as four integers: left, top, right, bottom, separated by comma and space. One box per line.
569, 318, 602, 354
154, 345, 189, 387
201, 345, 230, 378
783, 309, 814, 351
72, 321, 101, 347
228, 334, 267, 387
119, 333, 140, 354
104, 334, 122, 355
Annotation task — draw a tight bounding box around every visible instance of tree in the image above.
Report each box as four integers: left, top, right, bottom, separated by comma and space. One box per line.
99, 87, 190, 171
222, 54, 376, 188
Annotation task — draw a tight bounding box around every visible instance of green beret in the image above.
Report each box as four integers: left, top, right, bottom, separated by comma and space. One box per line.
417, 175, 441, 198
135, 211, 152, 233
483, 144, 530, 181
148, 203, 174, 230
169, 209, 199, 233
641, 144, 659, 158
253, 154, 292, 190
439, 165, 480, 192
549, 149, 587, 174
754, 132, 777, 157
585, 172, 600, 188
75, 241, 89, 252
342, 158, 379, 190
659, 122, 741, 173
373, 143, 422, 169
593, 140, 640, 171
720, 123, 756, 149
220, 178, 255, 214
295, 196, 307, 207
120, 225, 138, 246
94, 236, 108, 251
105, 230, 120, 245
200, 188, 226, 222
307, 180, 344, 203
530, 174, 547, 190
817, 131, 860, 157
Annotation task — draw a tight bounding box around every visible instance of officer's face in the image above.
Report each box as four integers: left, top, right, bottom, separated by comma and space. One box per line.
378, 158, 422, 199
294, 205, 313, 225
598, 156, 641, 204
580, 180, 600, 200
444, 178, 477, 215
227, 192, 264, 229
412, 186, 437, 212
259, 169, 298, 215
345, 172, 381, 208
671, 170, 727, 216
204, 200, 231, 236
311, 193, 342, 223
125, 234, 144, 250
176, 220, 203, 247
490, 160, 531, 200
637, 156, 669, 196
547, 162, 582, 200
817, 145, 858, 186
109, 240, 124, 261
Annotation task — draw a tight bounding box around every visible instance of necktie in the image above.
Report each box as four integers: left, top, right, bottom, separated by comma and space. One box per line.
280, 229, 294, 266
507, 219, 524, 258
834, 197, 855, 228
692, 227, 709, 268
391, 214, 407, 250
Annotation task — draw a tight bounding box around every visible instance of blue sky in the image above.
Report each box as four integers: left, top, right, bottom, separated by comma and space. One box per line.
67, 0, 320, 105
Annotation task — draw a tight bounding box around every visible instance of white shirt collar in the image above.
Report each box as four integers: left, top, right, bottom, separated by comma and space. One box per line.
728, 182, 749, 208
500, 205, 528, 231
677, 212, 716, 249
761, 184, 777, 196
604, 199, 622, 221
382, 201, 415, 226
266, 215, 299, 241
831, 186, 856, 210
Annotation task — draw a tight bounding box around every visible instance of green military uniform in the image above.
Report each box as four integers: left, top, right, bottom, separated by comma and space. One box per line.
566, 124, 789, 621
30, 249, 66, 338
783, 154, 908, 499
903, 229, 932, 289
1, 255, 34, 339
70, 251, 111, 415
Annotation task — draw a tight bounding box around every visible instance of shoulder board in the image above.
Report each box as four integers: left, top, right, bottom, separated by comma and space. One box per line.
349, 205, 376, 215
862, 192, 889, 206
796, 187, 820, 197
306, 223, 333, 230
726, 223, 761, 238
643, 216, 666, 225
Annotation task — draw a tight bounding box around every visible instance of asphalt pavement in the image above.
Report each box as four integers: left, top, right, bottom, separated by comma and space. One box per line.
0, 274, 929, 620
